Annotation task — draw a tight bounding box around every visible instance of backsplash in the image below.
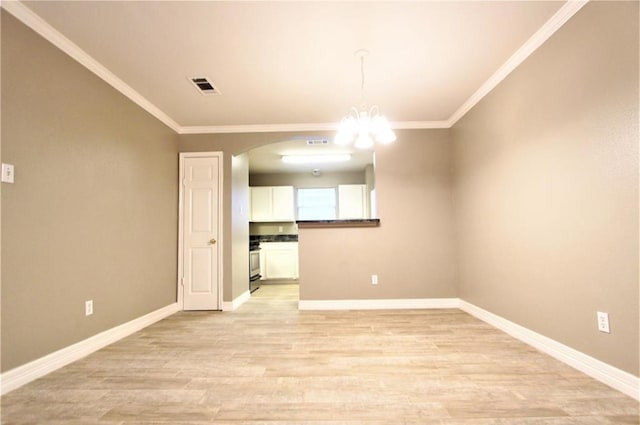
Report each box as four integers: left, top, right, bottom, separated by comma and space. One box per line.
250, 234, 298, 243
249, 222, 298, 236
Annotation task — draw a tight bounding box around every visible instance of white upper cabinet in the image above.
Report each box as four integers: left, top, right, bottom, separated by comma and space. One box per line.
250, 187, 273, 222
271, 186, 295, 221
250, 186, 295, 222
338, 184, 368, 219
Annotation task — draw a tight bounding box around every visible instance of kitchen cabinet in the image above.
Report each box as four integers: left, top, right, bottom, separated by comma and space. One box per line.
338, 184, 368, 219
250, 186, 295, 222
260, 242, 298, 280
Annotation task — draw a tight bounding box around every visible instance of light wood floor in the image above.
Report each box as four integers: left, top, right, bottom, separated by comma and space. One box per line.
2, 284, 638, 424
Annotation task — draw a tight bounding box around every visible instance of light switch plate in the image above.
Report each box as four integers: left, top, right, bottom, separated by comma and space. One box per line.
85, 300, 94, 316
1, 163, 15, 183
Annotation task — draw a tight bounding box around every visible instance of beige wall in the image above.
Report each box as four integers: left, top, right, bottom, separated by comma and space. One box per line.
180, 130, 457, 302
250, 170, 365, 187
2, 0, 635, 382
250, 222, 298, 236
180, 132, 336, 155
0, 10, 3, 374
231, 153, 250, 299
299, 129, 457, 300
179, 131, 337, 300
452, 1, 639, 375
1, 12, 179, 371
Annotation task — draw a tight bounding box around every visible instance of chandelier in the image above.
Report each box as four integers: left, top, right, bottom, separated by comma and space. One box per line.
334, 50, 396, 149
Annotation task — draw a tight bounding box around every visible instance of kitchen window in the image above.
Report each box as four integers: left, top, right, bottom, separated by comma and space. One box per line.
296, 188, 336, 220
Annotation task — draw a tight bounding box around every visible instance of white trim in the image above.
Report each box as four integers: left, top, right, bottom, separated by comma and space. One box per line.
177, 120, 451, 135
1, 0, 587, 134
179, 123, 337, 135
391, 121, 451, 130
222, 290, 251, 311
0, 0, 450, 136
161, 0, 588, 137
447, 0, 589, 125
177, 156, 184, 309
297, 297, 639, 400
177, 152, 225, 311
0, 0, 181, 133
0, 303, 179, 395
298, 298, 460, 311
459, 300, 639, 401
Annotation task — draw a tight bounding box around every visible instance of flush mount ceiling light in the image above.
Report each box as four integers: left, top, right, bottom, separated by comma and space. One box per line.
281, 154, 351, 164
334, 50, 396, 149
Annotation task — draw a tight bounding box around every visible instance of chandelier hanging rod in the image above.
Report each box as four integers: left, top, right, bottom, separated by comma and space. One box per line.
334, 49, 396, 149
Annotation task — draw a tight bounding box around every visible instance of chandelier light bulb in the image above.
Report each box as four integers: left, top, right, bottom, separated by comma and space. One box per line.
373, 116, 397, 144
335, 116, 358, 145
334, 51, 396, 149
355, 131, 374, 149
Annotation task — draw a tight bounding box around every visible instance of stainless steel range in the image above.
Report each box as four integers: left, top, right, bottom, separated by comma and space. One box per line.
249, 241, 261, 293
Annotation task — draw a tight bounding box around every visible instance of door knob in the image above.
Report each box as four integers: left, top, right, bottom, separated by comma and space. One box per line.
209, 238, 217, 245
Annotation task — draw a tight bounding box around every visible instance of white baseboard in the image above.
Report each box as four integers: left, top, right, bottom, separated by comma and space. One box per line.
298, 298, 460, 311
0, 302, 179, 395
459, 300, 640, 401
3, 296, 636, 401
222, 290, 251, 311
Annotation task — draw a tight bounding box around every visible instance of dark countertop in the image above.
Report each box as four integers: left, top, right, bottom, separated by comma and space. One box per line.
296, 219, 380, 228
250, 234, 298, 242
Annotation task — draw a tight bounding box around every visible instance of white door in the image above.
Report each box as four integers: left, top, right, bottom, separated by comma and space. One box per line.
180, 153, 223, 310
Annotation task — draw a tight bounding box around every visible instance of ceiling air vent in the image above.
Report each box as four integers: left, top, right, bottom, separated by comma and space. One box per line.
306, 139, 329, 146
189, 77, 221, 95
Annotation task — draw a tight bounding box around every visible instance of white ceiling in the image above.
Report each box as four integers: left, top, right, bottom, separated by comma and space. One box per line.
18, 0, 567, 131
9, 1, 582, 174
248, 138, 373, 174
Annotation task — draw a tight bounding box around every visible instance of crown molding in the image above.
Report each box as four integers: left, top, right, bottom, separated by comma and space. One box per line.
179, 122, 337, 135
447, 0, 589, 126
177, 120, 451, 134
393, 120, 452, 130
1, 0, 182, 133
3, 0, 588, 135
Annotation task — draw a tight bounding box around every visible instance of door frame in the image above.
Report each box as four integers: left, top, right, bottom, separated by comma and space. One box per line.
177, 151, 224, 310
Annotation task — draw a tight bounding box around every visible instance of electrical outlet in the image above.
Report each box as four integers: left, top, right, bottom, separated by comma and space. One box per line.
371, 274, 378, 285
597, 311, 610, 333
85, 300, 94, 316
